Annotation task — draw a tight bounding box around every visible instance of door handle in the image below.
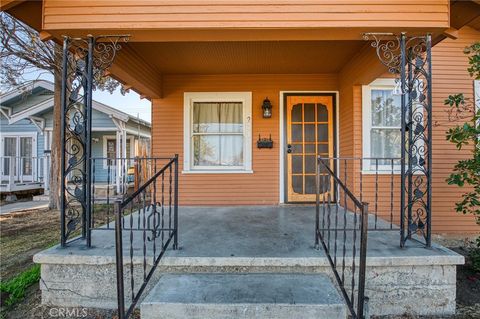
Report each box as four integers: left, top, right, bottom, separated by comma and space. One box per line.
287, 144, 292, 153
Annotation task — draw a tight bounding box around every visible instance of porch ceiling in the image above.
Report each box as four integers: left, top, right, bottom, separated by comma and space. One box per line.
131, 40, 365, 75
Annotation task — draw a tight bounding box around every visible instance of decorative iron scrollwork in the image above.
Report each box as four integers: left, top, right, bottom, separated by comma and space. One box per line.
60, 35, 129, 247
364, 33, 432, 247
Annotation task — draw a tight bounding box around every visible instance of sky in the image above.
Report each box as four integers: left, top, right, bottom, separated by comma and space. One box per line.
20, 69, 152, 123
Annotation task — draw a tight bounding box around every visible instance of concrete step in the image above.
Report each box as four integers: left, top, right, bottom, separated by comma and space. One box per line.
141, 273, 347, 319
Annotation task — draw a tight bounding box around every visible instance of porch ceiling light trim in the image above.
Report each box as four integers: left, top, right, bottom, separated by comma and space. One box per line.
363, 32, 433, 248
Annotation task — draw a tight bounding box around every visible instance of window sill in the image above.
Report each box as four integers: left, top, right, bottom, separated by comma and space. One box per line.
182, 169, 254, 174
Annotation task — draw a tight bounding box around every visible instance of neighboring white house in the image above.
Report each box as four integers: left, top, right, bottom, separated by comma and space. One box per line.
0, 80, 151, 193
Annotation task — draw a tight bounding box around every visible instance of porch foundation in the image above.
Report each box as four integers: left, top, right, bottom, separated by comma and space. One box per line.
34, 206, 463, 317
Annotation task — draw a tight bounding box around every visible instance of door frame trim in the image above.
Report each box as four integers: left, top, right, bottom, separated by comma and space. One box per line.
279, 91, 339, 204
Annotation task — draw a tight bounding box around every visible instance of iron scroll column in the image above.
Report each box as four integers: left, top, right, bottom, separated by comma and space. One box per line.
60, 35, 129, 247
364, 33, 433, 248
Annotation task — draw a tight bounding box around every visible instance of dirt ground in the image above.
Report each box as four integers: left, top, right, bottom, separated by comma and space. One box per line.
0, 208, 59, 280
1, 209, 479, 318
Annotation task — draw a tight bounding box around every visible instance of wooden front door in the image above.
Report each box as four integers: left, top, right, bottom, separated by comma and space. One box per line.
286, 95, 334, 202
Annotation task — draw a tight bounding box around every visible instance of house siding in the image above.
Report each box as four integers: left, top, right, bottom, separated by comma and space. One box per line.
42, 0, 449, 30
152, 74, 338, 205
0, 115, 44, 158
354, 26, 480, 234
151, 27, 479, 233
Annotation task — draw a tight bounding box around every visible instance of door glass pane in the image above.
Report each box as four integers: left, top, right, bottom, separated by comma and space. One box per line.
305, 144, 315, 154
304, 124, 315, 142
20, 137, 32, 175
292, 175, 303, 194
304, 103, 315, 122
305, 176, 316, 194
305, 156, 316, 174
292, 104, 302, 122
317, 124, 328, 142
3, 137, 17, 176
317, 104, 328, 122
292, 155, 303, 174
291, 124, 302, 142
291, 144, 302, 154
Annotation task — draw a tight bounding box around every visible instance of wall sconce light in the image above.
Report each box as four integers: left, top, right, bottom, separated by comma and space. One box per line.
262, 97, 272, 118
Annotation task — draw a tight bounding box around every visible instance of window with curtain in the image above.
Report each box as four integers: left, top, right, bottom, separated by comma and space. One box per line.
192, 102, 244, 167
362, 79, 402, 171
370, 89, 402, 161
184, 92, 252, 173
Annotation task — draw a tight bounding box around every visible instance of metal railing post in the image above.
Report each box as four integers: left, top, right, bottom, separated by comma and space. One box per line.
173, 154, 179, 250
399, 33, 407, 248
60, 36, 69, 247
357, 202, 369, 319
114, 200, 125, 319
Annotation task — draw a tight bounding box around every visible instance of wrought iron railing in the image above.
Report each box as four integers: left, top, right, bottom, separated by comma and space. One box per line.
316, 156, 369, 319
114, 155, 178, 319
325, 157, 402, 231
90, 157, 172, 231
0, 155, 50, 190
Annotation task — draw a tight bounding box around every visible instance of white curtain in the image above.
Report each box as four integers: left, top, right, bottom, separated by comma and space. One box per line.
193, 102, 243, 167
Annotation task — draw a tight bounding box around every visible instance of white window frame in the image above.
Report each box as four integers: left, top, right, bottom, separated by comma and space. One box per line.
0, 132, 37, 179
362, 78, 402, 173
183, 92, 253, 173
102, 135, 135, 169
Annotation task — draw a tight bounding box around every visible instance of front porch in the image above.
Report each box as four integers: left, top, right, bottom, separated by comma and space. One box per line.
34, 205, 463, 317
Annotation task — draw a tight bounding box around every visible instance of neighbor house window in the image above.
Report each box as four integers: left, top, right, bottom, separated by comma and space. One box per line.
183, 92, 252, 173
0, 133, 36, 177
362, 79, 402, 171
103, 135, 133, 168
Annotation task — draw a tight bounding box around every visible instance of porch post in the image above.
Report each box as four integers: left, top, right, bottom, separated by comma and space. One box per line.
364, 33, 433, 247
116, 130, 122, 194
59, 34, 129, 247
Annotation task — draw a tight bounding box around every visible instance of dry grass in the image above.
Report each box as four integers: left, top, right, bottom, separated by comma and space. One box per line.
0, 209, 60, 280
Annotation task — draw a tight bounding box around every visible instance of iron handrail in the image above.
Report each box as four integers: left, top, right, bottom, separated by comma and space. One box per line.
316, 156, 369, 319
114, 154, 179, 319
120, 156, 176, 209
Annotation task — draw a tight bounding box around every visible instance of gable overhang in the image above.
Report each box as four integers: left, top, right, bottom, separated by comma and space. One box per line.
8, 1, 480, 100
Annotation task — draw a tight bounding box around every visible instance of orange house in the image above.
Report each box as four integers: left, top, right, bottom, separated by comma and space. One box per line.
2, 1, 478, 234
10, 0, 480, 233
4, 1, 480, 319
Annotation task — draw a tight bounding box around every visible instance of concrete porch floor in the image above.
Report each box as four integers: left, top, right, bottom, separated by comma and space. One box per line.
34, 205, 464, 317
36, 205, 463, 264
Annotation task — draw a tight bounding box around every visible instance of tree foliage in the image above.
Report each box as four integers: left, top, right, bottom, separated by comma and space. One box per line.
0, 12, 122, 209
0, 12, 120, 93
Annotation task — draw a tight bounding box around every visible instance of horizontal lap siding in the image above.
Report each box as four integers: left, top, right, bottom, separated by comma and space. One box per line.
429, 26, 479, 234
42, 0, 449, 30
353, 27, 480, 234
152, 74, 338, 205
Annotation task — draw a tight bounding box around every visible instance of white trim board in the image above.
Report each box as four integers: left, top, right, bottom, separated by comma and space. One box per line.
279, 91, 339, 204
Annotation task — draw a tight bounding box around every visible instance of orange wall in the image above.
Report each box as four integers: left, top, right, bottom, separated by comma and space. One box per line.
352, 26, 480, 234
429, 26, 479, 233
151, 27, 479, 234
152, 74, 338, 205
42, 0, 449, 31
